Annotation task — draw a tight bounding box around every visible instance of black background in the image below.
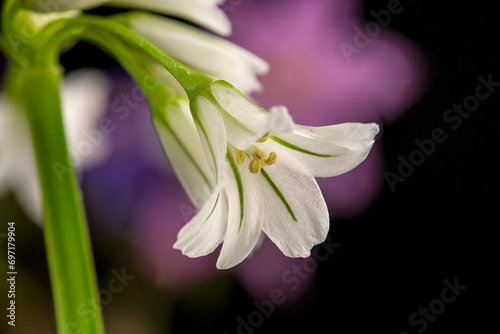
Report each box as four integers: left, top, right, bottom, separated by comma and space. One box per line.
1, 0, 497, 333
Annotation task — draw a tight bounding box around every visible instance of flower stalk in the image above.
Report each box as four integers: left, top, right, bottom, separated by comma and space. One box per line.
7, 64, 105, 334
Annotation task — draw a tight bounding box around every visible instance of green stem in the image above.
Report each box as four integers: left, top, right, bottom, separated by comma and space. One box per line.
41, 15, 213, 99
76, 29, 179, 109
9, 64, 105, 334
42, 21, 180, 111
1, 0, 19, 33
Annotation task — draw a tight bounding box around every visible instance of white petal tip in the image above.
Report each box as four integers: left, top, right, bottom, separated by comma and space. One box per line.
268, 106, 295, 134
173, 243, 206, 259
215, 259, 238, 270
368, 123, 381, 136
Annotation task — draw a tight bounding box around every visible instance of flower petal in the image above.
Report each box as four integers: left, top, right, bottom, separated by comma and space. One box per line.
253, 147, 330, 258
233, 105, 296, 149
114, 0, 231, 35
271, 122, 380, 177
131, 14, 267, 94
216, 149, 264, 269
173, 188, 227, 257
0, 95, 42, 222
209, 81, 270, 150
27, 0, 231, 35
153, 98, 215, 209
192, 95, 228, 179
266, 106, 295, 134
62, 68, 111, 170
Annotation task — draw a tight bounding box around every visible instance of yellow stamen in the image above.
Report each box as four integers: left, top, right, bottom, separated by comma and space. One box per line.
252, 146, 266, 161
262, 152, 277, 166
257, 136, 268, 143
236, 149, 245, 164
248, 159, 262, 174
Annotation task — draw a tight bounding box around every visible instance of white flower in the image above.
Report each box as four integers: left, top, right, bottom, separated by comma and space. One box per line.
27, 0, 231, 36
165, 81, 379, 269
152, 97, 216, 210
130, 13, 268, 94
0, 69, 111, 222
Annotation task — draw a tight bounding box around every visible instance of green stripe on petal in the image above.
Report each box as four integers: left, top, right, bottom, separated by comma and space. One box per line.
226, 150, 245, 233
271, 123, 379, 178
207, 81, 274, 150
202, 192, 220, 224
201, 87, 258, 149
151, 97, 216, 208
190, 96, 229, 180
270, 136, 341, 158
191, 110, 218, 176
260, 168, 297, 222
156, 116, 213, 191
129, 14, 267, 94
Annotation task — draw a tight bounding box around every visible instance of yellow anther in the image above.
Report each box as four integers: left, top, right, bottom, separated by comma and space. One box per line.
262, 152, 277, 166
236, 149, 245, 164
248, 159, 262, 174
252, 146, 266, 161
257, 136, 269, 143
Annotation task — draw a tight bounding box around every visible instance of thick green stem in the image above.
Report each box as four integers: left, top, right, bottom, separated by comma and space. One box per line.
42, 15, 213, 99
11, 64, 105, 334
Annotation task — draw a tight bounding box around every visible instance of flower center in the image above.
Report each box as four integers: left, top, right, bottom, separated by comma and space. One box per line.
235, 137, 277, 174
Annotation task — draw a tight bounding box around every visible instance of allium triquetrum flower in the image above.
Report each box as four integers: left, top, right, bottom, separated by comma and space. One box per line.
128, 12, 269, 94
161, 81, 379, 269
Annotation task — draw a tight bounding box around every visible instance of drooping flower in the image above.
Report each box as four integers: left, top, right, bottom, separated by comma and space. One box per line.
89, 0, 425, 300
85, 74, 315, 298
0, 69, 110, 222
128, 13, 269, 94
159, 80, 379, 269
26, 0, 232, 36
24, 0, 267, 94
